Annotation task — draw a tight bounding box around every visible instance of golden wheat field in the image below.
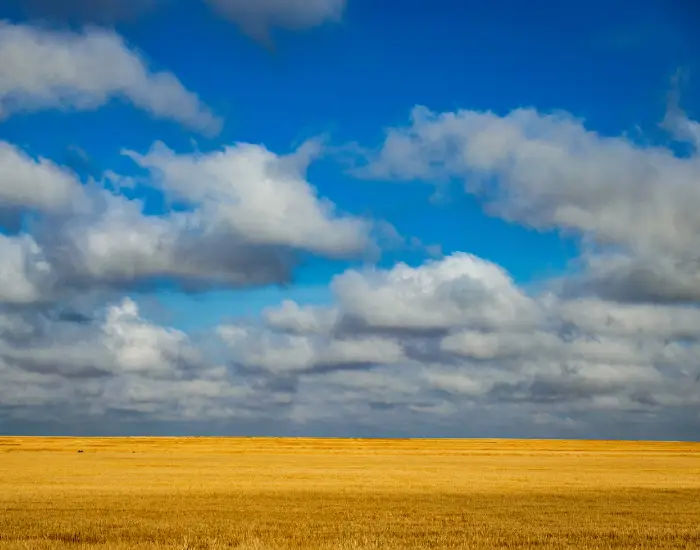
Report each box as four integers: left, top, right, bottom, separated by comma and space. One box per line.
0, 437, 699, 549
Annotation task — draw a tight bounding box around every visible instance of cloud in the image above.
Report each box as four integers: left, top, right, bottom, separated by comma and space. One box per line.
103, 298, 203, 378
0, 141, 86, 214
568, 251, 700, 303
205, 0, 346, 41
661, 72, 700, 151
363, 105, 700, 303
124, 140, 369, 256
0, 139, 371, 301
264, 300, 339, 335
0, 234, 52, 304
0, 79, 698, 435
331, 253, 538, 332
0, 251, 699, 436
219, 324, 403, 374
0, 297, 203, 379
0, 296, 259, 418
50, 189, 295, 290
0, 22, 220, 134
555, 297, 700, 340
364, 106, 700, 257
55, 139, 369, 291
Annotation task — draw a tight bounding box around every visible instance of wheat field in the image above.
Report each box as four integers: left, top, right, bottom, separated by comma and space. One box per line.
0, 437, 698, 549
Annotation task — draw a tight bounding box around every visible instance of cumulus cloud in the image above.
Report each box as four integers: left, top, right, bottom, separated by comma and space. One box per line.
264, 300, 339, 335
0, 141, 86, 213
0, 139, 370, 300
103, 298, 203, 378
661, 73, 700, 151
0, 297, 200, 379
0, 22, 220, 134
357, 92, 700, 356
365, 106, 700, 256
0, 296, 260, 422
0, 250, 699, 436
568, 251, 700, 303
51, 190, 294, 290
0, 234, 52, 304
363, 105, 700, 303
52, 140, 369, 290
205, 0, 346, 41
556, 297, 700, 340
219, 324, 403, 374
124, 140, 369, 256
331, 253, 538, 331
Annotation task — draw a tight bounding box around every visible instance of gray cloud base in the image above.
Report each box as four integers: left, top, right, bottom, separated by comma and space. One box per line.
0, 137, 371, 300
363, 105, 700, 304
3, 254, 699, 437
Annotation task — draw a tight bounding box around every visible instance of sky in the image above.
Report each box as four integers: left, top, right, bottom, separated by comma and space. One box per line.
0, 0, 699, 439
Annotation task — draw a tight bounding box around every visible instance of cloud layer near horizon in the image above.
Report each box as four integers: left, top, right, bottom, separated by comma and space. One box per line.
3, 252, 698, 437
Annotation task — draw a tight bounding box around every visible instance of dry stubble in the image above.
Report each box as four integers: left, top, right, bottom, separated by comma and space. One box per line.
0, 437, 698, 549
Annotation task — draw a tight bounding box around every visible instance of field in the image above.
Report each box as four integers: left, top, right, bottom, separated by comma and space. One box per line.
0, 438, 699, 549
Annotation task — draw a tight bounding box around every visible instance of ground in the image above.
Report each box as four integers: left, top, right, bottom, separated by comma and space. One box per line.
0, 437, 699, 549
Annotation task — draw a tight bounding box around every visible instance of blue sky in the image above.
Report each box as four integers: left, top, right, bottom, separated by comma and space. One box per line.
1, 0, 699, 437
5, 0, 693, 329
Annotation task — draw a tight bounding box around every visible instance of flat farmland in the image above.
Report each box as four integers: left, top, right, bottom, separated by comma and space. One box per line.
0, 437, 698, 549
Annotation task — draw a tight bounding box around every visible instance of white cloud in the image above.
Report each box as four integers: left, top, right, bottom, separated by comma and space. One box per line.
210, 253, 700, 433
366, 106, 700, 257
332, 253, 538, 331
661, 75, 700, 151
219, 324, 403, 374
124, 140, 370, 257
1, 250, 699, 435
53, 190, 293, 289
424, 370, 489, 397
103, 298, 202, 378
0, 297, 199, 379
0, 234, 52, 304
440, 329, 647, 366
364, 105, 700, 302
0, 139, 371, 294
0, 296, 257, 420
205, 0, 345, 41
556, 297, 700, 340
0, 22, 220, 134
0, 141, 85, 212
264, 300, 339, 335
